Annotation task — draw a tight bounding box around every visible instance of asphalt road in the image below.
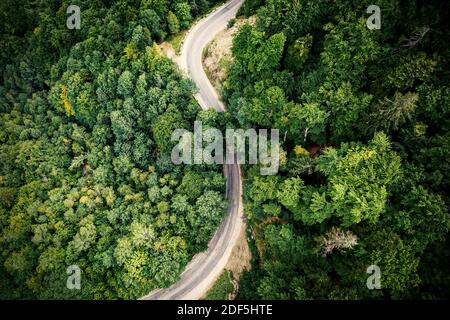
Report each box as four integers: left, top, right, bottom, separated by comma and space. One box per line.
141, 0, 244, 300
179, 0, 244, 111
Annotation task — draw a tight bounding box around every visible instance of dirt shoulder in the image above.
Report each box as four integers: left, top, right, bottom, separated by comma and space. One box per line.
224, 217, 252, 299
202, 16, 256, 93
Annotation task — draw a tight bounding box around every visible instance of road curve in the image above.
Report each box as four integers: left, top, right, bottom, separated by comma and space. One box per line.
141, 0, 244, 300
179, 0, 244, 111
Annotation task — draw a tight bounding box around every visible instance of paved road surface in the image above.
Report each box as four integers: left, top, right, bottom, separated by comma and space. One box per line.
179, 0, 244, 111
141, 0, 244, 300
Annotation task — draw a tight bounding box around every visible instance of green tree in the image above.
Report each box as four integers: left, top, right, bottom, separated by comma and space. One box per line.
175, 3, 192, 30
315, 132, 402, 226
167, 11, 180, 34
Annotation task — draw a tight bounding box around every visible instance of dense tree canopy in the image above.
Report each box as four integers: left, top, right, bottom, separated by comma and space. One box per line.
0, 0, 449, 301
230, 0, 450, 300
0, 0, 226, 299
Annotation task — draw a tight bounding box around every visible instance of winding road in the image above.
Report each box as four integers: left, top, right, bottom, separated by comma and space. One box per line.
141, 0, 245, 300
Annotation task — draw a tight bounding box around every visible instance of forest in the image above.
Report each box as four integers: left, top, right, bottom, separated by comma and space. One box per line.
0, 0, 449, 300
0, 0, 227, 299
228, 0, 450, 299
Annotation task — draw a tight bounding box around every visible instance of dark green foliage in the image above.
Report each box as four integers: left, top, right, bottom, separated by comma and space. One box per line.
232, 0, 450, 300
0, 0, 226, 299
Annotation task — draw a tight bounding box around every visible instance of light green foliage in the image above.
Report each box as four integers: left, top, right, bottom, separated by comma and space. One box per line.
248, 176, 280, 206
276, 177, 304, 211
167, 11, 180, 34
70, 215, 97, 254
315, 133, 402, 226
